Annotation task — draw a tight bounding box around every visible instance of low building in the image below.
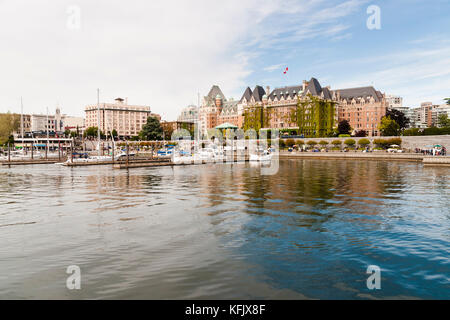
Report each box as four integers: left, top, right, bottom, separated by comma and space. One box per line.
161, 121, 195, 139
63, 116, 85, 132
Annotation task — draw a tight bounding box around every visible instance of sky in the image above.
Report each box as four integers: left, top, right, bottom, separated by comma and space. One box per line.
1, 0, 450, 120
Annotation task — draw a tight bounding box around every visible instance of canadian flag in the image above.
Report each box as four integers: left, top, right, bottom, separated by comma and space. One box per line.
283, 67, 288, 74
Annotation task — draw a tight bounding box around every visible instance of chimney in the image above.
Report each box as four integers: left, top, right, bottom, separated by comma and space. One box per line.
266, 86, 270, 95
302, 80, 308, 92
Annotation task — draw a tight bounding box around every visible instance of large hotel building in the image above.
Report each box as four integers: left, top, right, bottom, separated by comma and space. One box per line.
197, 78, 387, 137
85, 98, 160, 138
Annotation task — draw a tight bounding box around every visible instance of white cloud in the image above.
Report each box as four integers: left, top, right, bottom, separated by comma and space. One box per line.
0, 0, 372, 120
331, 45, 450, 107
263, 64, 286, 72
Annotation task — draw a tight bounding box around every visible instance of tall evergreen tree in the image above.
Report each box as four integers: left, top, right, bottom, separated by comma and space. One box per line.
139, 116, 163, 140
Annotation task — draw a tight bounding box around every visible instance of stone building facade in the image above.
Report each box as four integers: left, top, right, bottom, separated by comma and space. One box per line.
238, 78, 387, 137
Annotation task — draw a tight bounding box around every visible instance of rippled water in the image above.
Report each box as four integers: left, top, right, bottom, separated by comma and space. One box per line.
0, 160, 449, 299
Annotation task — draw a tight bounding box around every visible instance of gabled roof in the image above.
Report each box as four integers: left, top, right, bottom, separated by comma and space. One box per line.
205, 85, 226, 105
321, 87, 332, 100
252, 86, 266, 102
239, 87, 252, 103
302, 77, 322, 97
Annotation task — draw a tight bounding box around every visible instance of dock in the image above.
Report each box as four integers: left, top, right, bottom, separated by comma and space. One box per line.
62, 158, 171, 167
0, 159, 63, 166
422, 156, 450, 166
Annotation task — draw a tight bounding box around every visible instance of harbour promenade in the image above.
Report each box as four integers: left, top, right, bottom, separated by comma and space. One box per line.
279, 151, 450, 165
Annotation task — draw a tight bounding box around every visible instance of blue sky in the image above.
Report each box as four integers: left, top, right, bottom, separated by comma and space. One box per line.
244, 0, 450, 108
0, 0, 449, 120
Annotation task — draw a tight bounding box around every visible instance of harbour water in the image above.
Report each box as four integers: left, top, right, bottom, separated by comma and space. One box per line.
0, 160, 449, 299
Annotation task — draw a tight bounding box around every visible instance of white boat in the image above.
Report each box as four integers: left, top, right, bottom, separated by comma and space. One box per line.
249, 149, 273, 162
172, 154, 193, 164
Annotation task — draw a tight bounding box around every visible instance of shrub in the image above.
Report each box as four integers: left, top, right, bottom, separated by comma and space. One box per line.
307, 140, 318, 146
338, 134, 351, 138
279, 139, 286, 148
402, 128, 421, 136
354, 130, 367, 137
387, 138, 402, 146
332, 140, 342, 146
295, 140, 305, 146
344, 139, 356, 147
286, 139, 295, 147
358, 138, 370, 147
319, 140, 329, 146
373, 138, 389, 149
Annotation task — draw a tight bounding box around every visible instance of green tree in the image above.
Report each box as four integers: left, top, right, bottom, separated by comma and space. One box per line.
85, 126, 98, 137
139, 116, 163, 141
438, 114, 450, 128
379, 116, 400, 136
337, 119, 351, 135
0, 112, 20, 145
386, 109, 410, 130
444, 98, 450, 105
111, 129, 118, 138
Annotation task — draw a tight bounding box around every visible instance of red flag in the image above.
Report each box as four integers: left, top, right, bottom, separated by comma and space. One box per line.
283, 67, 288, 74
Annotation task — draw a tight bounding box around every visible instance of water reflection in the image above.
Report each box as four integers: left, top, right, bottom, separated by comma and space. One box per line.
0, 160, 448, 299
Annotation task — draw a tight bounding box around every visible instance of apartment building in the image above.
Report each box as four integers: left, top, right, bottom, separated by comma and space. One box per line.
85, 98, 160, 138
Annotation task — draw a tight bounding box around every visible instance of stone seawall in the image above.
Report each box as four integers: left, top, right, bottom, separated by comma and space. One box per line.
279, 152, 424, 162
281, 135, 450, 151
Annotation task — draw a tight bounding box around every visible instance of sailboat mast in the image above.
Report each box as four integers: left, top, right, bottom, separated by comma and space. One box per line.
97, 88, 101, 156
20, 97, 24, 151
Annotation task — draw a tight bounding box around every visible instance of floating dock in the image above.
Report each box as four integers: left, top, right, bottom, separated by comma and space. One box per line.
0, 159, 63, 166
